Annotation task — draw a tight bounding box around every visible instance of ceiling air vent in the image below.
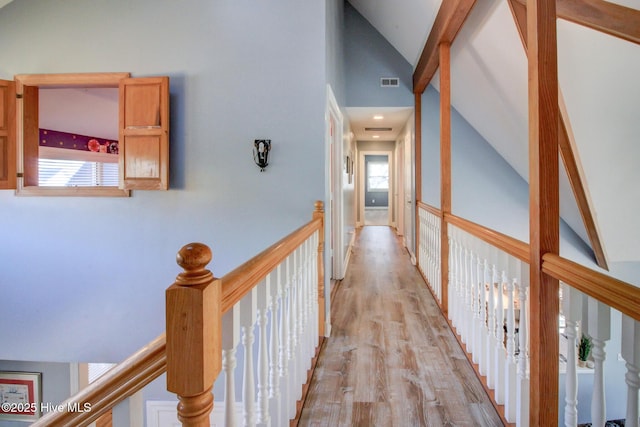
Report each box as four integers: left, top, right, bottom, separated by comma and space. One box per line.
380, 77, 399, 87
365, 127, 393, 132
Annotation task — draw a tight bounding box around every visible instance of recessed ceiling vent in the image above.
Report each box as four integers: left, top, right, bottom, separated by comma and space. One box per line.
380, 77, 399, 87
365, 127, 392, 132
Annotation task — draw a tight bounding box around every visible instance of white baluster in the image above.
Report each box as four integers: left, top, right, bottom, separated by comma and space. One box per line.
311, 232, 320, 344
255, 274, 271, 427
562, 283, 582, 427
436, 217, 442, 302
223, 349, 238, 427
450, 237, 459, 331
586, 298, 611, 427
278, 261, 290, 425
268, 294, 280, 426
516, 276, 529, 427
223, 305, 241, 427
256, 309, 269, 426
494, 271, 506, 405
475, 255, 485, 368
295, 246, 304, 402
287, 252, 298, 420
240, 287, 257, 427
622, 315, 640, 427
504, 277, 517, 423
486, 261, 496, 388
467, 249, 476, 355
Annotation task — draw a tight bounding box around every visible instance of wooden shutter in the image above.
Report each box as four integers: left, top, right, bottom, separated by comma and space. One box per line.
119, 77, 169, 190
0, 79, 16, 190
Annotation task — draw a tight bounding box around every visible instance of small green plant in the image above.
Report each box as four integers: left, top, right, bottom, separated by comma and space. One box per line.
578, 334, 592, 362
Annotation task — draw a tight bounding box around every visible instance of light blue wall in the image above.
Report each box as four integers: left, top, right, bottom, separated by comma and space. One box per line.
420, 86, 440, 208
0, 0, 327, 363
344, 2, 413, 108
421, 84, 529, 241
421, 84, 598, 257
326, 0, 346, 107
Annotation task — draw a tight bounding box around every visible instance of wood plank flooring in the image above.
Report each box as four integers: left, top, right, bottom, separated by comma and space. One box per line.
299, 226, 504, 426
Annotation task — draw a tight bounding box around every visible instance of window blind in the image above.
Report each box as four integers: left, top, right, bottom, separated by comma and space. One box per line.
38, 159, 119, 187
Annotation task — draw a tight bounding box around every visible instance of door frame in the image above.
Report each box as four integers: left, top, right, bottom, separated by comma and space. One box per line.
326, 85, 344, 280
358, 149, 394, 228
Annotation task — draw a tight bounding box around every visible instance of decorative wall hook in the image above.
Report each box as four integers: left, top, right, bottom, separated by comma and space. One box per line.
253, 139, 271, 172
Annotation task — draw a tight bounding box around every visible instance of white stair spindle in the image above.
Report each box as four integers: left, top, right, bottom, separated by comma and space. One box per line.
463, 247, 472, 350
279, 261, 290, 426
223, 305, 241, 427
268, 293, 281, 426
256, 309, 269, 426
486, 262, 496, 388
468, 250, 477, 356
562, 283, 582, 427
586, 298, 611, 427
240, 285, 258, 427
288, 252, 298, 419
516, 276, 529, 427
475, 255, 485, 368
504, 277, 517, 423
622, 315, 640, 427
494, 271, 506, 405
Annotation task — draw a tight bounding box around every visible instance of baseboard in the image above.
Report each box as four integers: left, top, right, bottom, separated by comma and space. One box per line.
343, 231, 356, 274
146, 400, 241, 427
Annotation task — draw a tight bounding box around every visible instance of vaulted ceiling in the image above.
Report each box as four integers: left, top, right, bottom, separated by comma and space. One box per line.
349, 0, 640, 269
1, 0, 637, 268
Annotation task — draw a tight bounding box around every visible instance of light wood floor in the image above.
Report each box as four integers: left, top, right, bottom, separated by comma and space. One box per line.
364, 208, 389, 226
299, 226, 504, 427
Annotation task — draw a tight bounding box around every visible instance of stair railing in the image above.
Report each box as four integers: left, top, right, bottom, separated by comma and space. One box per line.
32, 201, 325, 427
544, 254, 640, 427
418, 201, 640, 427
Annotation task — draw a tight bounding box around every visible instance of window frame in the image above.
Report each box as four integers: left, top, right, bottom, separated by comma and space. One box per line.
15, 73, 131, 197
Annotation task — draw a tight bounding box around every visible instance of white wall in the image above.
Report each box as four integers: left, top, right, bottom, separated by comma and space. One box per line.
0, 0, 327, 363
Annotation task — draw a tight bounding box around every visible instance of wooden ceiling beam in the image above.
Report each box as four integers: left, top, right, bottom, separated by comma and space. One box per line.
514, 0, 640, 44
412, 0, 477, 94
508, 0, 609, 270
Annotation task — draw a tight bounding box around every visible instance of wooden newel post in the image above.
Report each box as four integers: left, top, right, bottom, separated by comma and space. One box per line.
313, 201, 326, 337
166, 243, 222, 427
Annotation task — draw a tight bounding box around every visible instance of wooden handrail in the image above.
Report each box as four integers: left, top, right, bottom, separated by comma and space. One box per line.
543, 253, 640, 322
221, 217, 322, 314
31, 334, 167, 427
417, 201, 442, 218
418, 202, 529, 262
444, 213, 530, 263
32, 202, 324, 427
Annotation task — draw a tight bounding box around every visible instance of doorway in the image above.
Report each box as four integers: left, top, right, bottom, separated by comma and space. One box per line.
359, 149, 394, 228
364, 154, 390, 226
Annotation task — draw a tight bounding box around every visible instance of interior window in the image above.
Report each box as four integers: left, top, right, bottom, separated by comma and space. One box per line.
7, 72, 170, 196
38, 87, 119, 188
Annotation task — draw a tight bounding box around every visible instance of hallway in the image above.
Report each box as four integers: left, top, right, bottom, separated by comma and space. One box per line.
299, 226, 504, 426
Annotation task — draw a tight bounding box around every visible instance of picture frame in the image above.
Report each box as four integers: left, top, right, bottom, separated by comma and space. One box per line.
0, 371, 42, 422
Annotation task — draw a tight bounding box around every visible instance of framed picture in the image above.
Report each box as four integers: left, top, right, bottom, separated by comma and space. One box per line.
0, 371, 42, 422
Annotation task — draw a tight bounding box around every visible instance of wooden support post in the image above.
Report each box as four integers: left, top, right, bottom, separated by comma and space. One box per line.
527, 0, 560, 424
440, 42, 452, 316
166, 243, 222, 427
313, 201, 326, 337
415, 92, 422, 259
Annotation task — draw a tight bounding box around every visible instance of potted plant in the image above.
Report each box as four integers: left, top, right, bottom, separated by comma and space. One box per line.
578, 334, 592, 367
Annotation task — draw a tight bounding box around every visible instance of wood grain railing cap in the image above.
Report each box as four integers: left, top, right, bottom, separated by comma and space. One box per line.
174, 242, 214, 286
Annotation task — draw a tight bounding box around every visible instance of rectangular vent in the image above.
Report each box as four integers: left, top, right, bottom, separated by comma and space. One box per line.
365, 127, 392, 132
380, 77, 399, 87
